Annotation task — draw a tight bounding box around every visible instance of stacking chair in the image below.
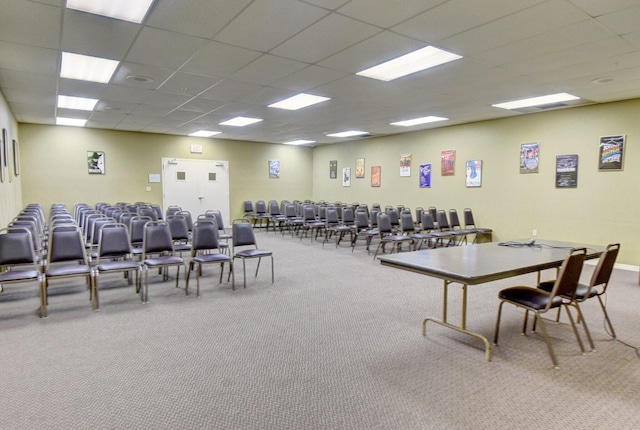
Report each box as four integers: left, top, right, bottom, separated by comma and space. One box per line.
435, 210, 465, 246
166, 215, 192, 256
0, 228, 42, 308
420, 213, 455, 248
207, 210, 232, 242
282, 204, 304, 237
409, 213, 438, 250
166, 205, 182, 218
141, 221, 188, 303
351, 210, 377, 254
267, 200, 288, 233
129, 215, 152, 259
42, 225, 95, 318
231, 219, 274, 289
93, 223, 142, 306
448, 209, 476, 245
299, 206, 324, 242
177, 210, 194, 234
493, 248, 587, 367
252, 200, 270, 229
537, 243, 620, 347
463, 208, 493, 243
323, 207, 355, 247
186, 220, 234, 295
373, 213, 414, 259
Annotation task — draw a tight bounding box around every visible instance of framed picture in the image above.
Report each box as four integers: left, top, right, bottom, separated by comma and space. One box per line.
556, 154, 578, 188
466, 160, 482, 187
400, 153, 411, 176
1, 128, 7, 168
419, 163, 431, 188
269, 160, 280, 178
441, 150, 455, 175
12, 140, 19, 176
0, 134, 4, 183
342, 167, 351, 187
598, 134, 625, 171
355, 158, 365, 178
520, 142, 539, 173
330, 160, 337, 179
87, 151, 106, 174
371, 166, 381, 187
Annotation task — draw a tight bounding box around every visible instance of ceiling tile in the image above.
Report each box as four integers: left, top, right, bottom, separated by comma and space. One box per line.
269, 65, 348, 92
157, 72, 221, 96
568, 0, 640, 17
180, 41, 262, 78
0, 0, 61, 49
596, 5, 640, 35
126, 27, 207, 69
0, 42, 59, 75
231, 54, 308, 86
337, 0, 446, 28
200, 80, 263, 102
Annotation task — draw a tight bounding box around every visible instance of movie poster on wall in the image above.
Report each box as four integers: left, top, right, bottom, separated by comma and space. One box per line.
419, 163, 431, 188
371, 166, 381, 187
556, 154, 578, 188
441, 150, 455, 175
598, 135, 625, 171
400, 153, 411, 176
465, 160, 482, 187
520, 142, 539, 173
330, 160, 338, 178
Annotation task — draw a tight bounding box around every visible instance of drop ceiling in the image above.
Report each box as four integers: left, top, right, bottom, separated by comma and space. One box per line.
1, 0, 640, 146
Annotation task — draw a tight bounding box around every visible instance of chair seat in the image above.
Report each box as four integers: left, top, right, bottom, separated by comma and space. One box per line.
96, 260, 140, 272
235, 249, 272, 258
193, 254, 231, 264
45, 265, 91, 277
539, 281, 597, 300
173, 244, 192, 252
0, 269, 40, 282
498, 286, 562, 310
381, 235, 413, 242
144, 256, 184, 267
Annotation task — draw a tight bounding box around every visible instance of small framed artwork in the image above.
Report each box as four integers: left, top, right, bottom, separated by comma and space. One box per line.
419, 163, 431, 188
269, 160, 280, 178
12, 140, 19, 176
400, 153, 411, 176
87, 151, 106, 174
371, 166, 381, 187
598, 134, 625, 171
342, 167, 351, 187
355, 158, 365, 178
330, 160, 338, 179
441, 150, 455, 175
0, 135, 4, 183
1, 128, 8, 168
556, 154, 578, 188
520, 142, 539, 173
466, 160, 482, 187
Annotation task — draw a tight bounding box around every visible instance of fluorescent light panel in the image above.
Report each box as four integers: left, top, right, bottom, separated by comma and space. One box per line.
66, 0, 154, 24
61, 52, 119, 84
57, 95, 98, 111
56, 117, 87, 127
189, 130, 221, 137
283, 140, 315, 145
391, 116, 448, 127
492, 92, 580, 110
326, 131, 368, 138
269, 93, 330, 110
219, 117, 263, 127
357, 46, 462, 82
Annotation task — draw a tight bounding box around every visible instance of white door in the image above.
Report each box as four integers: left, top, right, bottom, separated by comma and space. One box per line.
162, 158, 230, 227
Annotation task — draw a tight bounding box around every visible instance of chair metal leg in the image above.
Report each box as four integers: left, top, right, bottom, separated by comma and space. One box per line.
493, 301, 506, 344
534, 313, 559, 368
597, 295, 616, 338
562, 305, 586, 354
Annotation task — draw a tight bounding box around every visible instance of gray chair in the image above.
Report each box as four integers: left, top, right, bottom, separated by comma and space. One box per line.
373, 213, 414, 259
42, 225, 94, 318
186, 220, 233, 295
494, 248, 587, 367
166, 214, 192, 256
463, 208, 493, 243
231, 219, 273, 289
351, 210, 377, 253
141, 221, 187, 303
0, 228, 42, 308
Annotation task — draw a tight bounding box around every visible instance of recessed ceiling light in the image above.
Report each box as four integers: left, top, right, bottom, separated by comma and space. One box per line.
126, 75, 155, 83
57, 95, 99, 111
66, 0, 155, 24
219, 116, 263, 127
591, 77, 614, 85
269, 93, 330, 110
189, 130, 221, 137
326, 130, 368, 138
492, 92, 580, 110
391, 116, 448, 126
61, 52, 119, 84
357, 46, 462, 82
56, 117, 87, 127
283, 139, 315, 145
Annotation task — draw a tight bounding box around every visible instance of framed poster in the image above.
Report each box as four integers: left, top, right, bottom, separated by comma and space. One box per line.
419, 163, 431, 188
330, 160, 338, 179
0, 134, 3, 183
342, 167, 351, 187
269, 160, 280, 178
1, 128, 7, 168
520, 142, 539, 173
355, 158, 365, 178
12, 140, 19, 176
400, 153, 411, 176
87, 151, 106, 174
556, 154, 578, 188
371, 166, 381, 187
466, 160, 482, 187
441, 150, 455, 175
598, 134, 625, 171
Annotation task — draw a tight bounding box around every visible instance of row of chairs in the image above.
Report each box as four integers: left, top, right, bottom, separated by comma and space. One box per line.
0, 203, 274, 318
494, 243, 620, 367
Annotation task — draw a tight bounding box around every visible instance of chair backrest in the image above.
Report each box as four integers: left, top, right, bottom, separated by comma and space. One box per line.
303, 206, 316, 222
97, 223, 132, 258
177, 211, 193, 232
463, 208, 476, 228
47, 225, 88, 265
90, 217, 116, 246
354, 211, 369, 230
166, 205, 182, 218
130, 216, 152, 244
428, 207, 437, 221
589, 243, 620, 289
400, 212, 414, 233
268, 200, 280, 216
138, 207, 158, 221
191, 220, 222, 253
449, 209, 462, 230
0, 228, 37, 267
143, 221, 174, 254
377, 213, 393, 235
232, 219, 258, 248
120, 212, 135, 230
325, 207, 339, 226
243, 200, 254, 213
167, 215, 190, 242
255, 200, 267, 214
548, 248, 587, 304
209, 210, 226, 231
284, 204, 297, 218
421, 212, 436, 231
9, 219, 42, 253
387, 209, 399, 226
342, 207, 355, 225
369, 208, 380, 227
415, 207, 424, 226
436, 210, 450, 230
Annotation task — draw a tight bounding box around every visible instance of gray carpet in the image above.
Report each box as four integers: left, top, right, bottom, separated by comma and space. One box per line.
1, 231, 639, 429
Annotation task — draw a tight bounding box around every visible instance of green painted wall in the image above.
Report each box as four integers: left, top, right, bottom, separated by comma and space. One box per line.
0, 90, 21, 228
